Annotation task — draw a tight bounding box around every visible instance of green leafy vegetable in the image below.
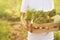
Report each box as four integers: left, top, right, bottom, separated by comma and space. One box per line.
24, 9, 56, 24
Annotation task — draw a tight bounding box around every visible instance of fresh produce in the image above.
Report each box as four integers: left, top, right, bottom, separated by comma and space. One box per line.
24, 9, 56, 24
49, 9, 56, 17
51, 15, 60, 23
24, 9, 35, 21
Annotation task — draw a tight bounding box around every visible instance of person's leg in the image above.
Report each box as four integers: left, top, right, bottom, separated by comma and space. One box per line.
28, 38, 54, 40
28, 32, 54, 40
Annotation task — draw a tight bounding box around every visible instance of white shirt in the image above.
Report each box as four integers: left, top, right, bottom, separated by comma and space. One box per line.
21, 0, 54, 12
21, 0, 54, 40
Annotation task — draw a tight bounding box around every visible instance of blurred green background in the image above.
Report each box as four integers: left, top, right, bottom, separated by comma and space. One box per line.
0, 0, 60, 40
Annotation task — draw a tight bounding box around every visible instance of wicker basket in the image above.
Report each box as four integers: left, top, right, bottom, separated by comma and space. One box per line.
23, 9, 60, 33
27, 22, 60, 33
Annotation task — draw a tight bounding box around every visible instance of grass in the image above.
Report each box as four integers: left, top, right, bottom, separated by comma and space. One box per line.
54, 0, 60, 13
54, 0, 60, 40
54, 31, 60, 40
0, 20, 11, 40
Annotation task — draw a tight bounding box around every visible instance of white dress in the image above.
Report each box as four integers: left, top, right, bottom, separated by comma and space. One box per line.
21, 0, 54, 40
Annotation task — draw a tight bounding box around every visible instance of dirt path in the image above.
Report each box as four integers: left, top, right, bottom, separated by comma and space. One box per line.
10, 21, 27, 40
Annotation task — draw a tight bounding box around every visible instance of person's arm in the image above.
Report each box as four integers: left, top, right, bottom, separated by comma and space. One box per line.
20, 0, 30, 30
21, 13, 28, 29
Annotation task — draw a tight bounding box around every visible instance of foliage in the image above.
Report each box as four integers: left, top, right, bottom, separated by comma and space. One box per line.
0, 0, 22, 20
55, 0, 60, 13
54, 31, 60, 40
0, 20, 11, 40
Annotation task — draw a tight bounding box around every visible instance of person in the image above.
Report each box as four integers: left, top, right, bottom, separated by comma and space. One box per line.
20, 0, 54, 40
